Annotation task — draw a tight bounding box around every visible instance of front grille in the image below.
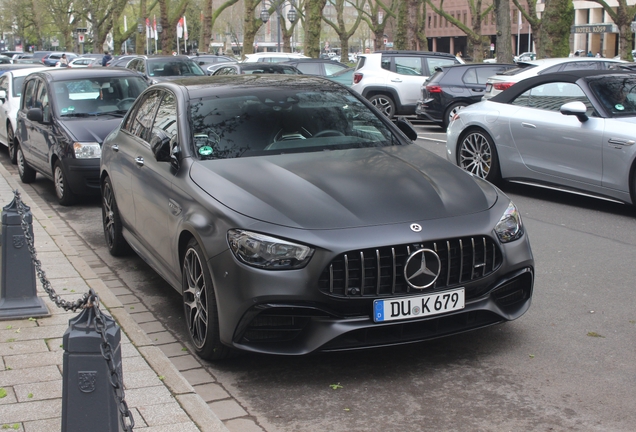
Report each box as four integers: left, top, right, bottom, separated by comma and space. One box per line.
318, 236, 502, 299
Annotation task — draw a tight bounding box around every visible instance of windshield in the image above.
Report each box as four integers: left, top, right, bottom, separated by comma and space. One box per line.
588, 76, 636, 116
189, 87, 402, 159
147, 59, 206, 77
53, 77, 148, 117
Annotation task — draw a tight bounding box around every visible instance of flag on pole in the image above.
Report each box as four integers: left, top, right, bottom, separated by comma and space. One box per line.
146, 18, 150, 39
177, 17, 184, 39
183, 16, 188, 41
153, 16, 158, 40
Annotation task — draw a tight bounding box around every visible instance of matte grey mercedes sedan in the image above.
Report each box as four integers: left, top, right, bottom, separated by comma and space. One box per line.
100, 75, 534, 360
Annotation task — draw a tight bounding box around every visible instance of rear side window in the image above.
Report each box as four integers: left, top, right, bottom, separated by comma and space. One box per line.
355, 56, 366, 70
559, 61, 601, 72
426, 57, 459, 75
296, 62, 321, 75
501, 64, 537, 76
394, 57, 423, 75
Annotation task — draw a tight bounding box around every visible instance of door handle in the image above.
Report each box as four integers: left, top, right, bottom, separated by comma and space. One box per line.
135, 156, 144, 166
471, 88, 484, 92
390, 79, 402, 82
111, 144, 119, 152
521, 122, 536, 129
608, 138, 635, 146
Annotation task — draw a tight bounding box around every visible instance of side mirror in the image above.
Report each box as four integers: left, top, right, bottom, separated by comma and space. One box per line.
0, 90, 6, 102
150, 131, 172, 162
26, 107, 44, 123
395, 117, 418, 141
560, 101, 588, 123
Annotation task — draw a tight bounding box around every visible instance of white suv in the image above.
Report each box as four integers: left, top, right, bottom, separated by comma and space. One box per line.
351, 50, 461, 118
483, 57, 625, 99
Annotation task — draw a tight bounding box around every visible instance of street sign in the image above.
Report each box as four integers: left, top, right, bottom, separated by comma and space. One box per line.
78, 34, 85, 44
631, 21, 636, 32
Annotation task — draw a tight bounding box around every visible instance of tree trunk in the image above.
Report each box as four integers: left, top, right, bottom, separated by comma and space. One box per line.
494, 0, 513, 63
304, 0, 328, 58
137, 0, 148, 54
537, 0, 573, 58
395, 0, 407, 49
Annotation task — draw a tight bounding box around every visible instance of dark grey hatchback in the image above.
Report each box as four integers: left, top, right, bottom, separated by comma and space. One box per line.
15, 68, 147, 204
100, 75, 534, 360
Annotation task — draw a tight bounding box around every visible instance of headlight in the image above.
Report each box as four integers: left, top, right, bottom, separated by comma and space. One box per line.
73, 142, 101, 159
494, 201, 524, 243
227, 229, 314, 270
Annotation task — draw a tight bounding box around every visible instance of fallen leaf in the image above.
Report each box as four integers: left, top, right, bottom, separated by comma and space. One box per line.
329, 383, 343, 390
587, 332, 604, 338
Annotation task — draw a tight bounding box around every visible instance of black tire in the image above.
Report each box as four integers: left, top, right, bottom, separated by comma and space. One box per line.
101, 176, 131, 256
7, 124, 16, 164
443, 102, 467, 130
368, 94, 396, 119
16, 142, 36, 183
182, 238, 233, 360
457, 128, 501, 183
54, 160, 76, 206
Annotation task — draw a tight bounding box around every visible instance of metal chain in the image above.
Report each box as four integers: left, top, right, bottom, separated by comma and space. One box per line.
12, 189, 135, 431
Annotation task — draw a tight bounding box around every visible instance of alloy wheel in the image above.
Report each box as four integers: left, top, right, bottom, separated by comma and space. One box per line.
459, 131, 493, 179
183, 248, 209, 349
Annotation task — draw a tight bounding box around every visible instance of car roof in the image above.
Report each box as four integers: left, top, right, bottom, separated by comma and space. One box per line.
490, 69, 635, 104
516, 57, 624, 67
5, 66, 49, 77
27, 67, 145, 82
159, 74, 345, 98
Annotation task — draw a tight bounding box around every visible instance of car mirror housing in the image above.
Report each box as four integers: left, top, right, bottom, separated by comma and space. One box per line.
0, 89, 6, 102
560, 101, 588, 123
26, 107, 45, 124
395, 117, 418, 141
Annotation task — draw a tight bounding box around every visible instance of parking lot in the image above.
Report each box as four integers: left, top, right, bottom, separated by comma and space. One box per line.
2, 120, 635, 431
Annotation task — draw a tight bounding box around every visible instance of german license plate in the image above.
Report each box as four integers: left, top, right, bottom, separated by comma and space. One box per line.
373, 289, 465, 323
485, 83, 492, 92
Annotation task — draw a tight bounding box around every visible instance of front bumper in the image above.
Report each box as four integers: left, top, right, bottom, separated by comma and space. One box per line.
61, 157, 100, 196
208, 211, 534, 356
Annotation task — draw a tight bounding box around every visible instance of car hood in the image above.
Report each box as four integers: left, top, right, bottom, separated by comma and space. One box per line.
190, 145, 498, 229
61, 117, 122, 143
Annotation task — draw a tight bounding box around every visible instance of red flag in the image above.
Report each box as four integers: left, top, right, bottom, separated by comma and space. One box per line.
145, 18, 150, 39
177, 17, 184, 38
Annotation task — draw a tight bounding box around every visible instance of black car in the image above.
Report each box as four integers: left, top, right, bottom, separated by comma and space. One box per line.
210, 63, 301, 75
280, 58, 349, 77
189, 54, 235, 71
416, 63, 518, 129
100, 74, 534, 360
125, 55, 206, 84
15, 68, 148, 205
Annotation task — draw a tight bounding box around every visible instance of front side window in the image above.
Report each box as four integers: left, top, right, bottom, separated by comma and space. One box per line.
151, 92, 178, 142
324, 62, 347, 76
189, 86, 402, 160
35, 82, 51, 122
589, 76, 636, 116
511, 82, 593, 114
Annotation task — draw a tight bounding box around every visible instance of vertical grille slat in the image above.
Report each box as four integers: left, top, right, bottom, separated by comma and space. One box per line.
376, 250, 381, 296
318, 236, 502, 300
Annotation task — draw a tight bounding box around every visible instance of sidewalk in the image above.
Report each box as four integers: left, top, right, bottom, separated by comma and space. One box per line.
0, 162, 234, 431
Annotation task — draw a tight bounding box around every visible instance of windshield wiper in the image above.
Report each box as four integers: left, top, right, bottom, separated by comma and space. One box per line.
60, 112, 91, 117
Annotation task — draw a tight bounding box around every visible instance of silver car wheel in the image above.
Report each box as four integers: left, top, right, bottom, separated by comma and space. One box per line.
459, 130, 494, 180
368, 94, 395, 118
54, 164, 65, 199
183, 247, 209, 350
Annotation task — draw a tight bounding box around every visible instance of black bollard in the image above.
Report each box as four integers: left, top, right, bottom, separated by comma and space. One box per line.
0, 195, 49, 319
62, 306, 124, 432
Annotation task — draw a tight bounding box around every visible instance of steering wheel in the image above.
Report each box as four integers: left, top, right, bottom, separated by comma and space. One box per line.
117, 98, 137, 110
314, 129, 345, 138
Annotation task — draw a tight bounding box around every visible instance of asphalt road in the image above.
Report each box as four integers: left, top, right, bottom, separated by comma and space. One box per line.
3, 121, 636, 432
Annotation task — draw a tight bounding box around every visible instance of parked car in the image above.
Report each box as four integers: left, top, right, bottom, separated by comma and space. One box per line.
514, 52, 536, 62
67, 57, 102, 68
326, 67, 354, 87
125, 55, 206, 84
189, 54, 235, 71
210, 62, 302, 75
351, 50, 462, 118
100, 74, 534, 360
482, 57, 625, 100
0, 64, 46, 76
447, 70, 636, 205
280, 58, 349, 76
15, 68, 148, 204
243, 52, 309, 63
416, 63, 518, 129
104, 55, 136, 68
0, 66, 48, 162
0, 55, 12, 64
41, 52, 79, 67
